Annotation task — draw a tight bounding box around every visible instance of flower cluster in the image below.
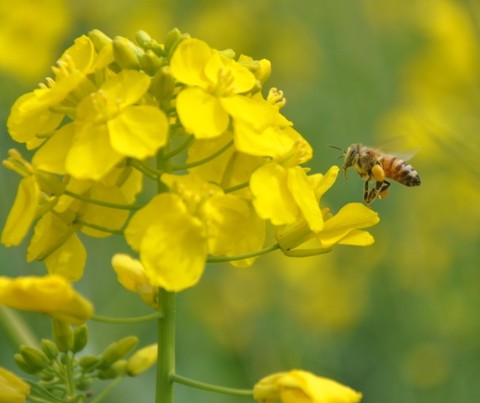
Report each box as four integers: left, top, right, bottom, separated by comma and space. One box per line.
2, 28, 379, 295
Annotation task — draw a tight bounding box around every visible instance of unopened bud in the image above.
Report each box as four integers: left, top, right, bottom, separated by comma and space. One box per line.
140, 50, 164, 75
151, 66, 175, 109
14, 353, 39, 374
41, 339, 59, 360
89, 29, 112, 52
73, 324, 88, 353
165, 28, 189, 59
76, 377, 93, 390
126, 344, 158, 376
79, 355, 100, 371
19, 346, 49, 372
113, 37, 143, 70
52, 319, 74, 353
99, 336, 139, 369
98, 360, 127, 379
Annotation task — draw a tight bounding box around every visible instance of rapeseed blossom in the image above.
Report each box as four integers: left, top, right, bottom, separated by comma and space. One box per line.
0, 275, 93, 324
0, 367, 30, 403
253, 370, 362, 403
2, 28, 379, 293
1, 27, 380, 403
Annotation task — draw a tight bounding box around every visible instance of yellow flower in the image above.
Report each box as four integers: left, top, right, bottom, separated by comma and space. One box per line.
65, 69, 169, 180
0, 367, 30, 403
0, 275, 93, 324
171, 38, 257, 139
251, 155, 325, 236
274, 166, 380, 255
7, 35, 100, 149
125, 192, 208, 292
125, 173, 266, 291
1, 149, 61, 248
253, 370, 362, 403
111, 254, 158, 308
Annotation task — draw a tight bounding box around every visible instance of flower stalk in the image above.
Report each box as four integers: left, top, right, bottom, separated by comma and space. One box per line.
156, 289, 176, 403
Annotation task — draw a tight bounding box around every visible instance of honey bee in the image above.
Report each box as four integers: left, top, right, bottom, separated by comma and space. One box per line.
332, 143, 421, 205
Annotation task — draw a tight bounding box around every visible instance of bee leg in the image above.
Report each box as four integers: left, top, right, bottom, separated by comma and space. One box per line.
366, 180, 388, 204
378, 180, 391, 200
363, 180, 371, 204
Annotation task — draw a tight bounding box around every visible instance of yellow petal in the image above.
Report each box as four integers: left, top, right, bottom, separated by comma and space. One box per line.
170, 38, 213, 88
316, 203, 380, 249
124, 193, 180, 251
176, 87, 229, 138
1, 176, 40, 247
0, 367, 30, 402
45, 234, 86, 282
287, 167, 323, 232
66, 123, 123, 180
202, 195, 265, 267
32, 123, 76, 174
250, 163, 297, 226
140, 204, 207, 292
108, 105, 169, 158
222, 95, 291, 132
79, 184, 130, 238
0, 275, 93, 324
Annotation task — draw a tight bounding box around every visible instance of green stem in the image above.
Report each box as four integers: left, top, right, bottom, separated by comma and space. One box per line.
170, 140, 233, 171
91, 311, 163, 324
74, 219, 124, 235
172, 374, 253, 397
156, 289, 176, 403
207, 243, 280, 263
63, 190, 143, 210
129, 159, 161, 179
223, 181, 249, 193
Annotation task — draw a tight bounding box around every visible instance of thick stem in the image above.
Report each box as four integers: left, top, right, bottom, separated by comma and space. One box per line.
155, 289, 176, 403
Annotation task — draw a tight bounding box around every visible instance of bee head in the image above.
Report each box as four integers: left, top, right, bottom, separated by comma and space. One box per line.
329, 144, 360, 179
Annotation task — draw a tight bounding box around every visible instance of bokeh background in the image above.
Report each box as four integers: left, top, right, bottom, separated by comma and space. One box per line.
1, 1, 479, 402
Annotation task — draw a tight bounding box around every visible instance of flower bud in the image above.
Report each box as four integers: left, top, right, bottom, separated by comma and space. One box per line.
164, 28, 188, 58
126, 344, 158, 376
151, 66, 175, 109
253, 370, 362, 403
113, 37, 142, 70
79, 355, 100, 371
76, 377, 93, 391
98, 360, 127, 379
89, 29, 112, 52
52, 319, 74, 353
19, 346, 49, 372
14, 353, 39, 374
99, 336, 139, 369
41, 339, 59, 360
140, 50, 164, 75
73, 324, 88, 353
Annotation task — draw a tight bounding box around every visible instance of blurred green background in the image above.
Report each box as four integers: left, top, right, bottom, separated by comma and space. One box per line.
1, 0, 479, 402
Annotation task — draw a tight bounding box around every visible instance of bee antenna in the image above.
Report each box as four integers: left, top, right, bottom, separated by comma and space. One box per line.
328, 144, 345, 159
328, 144, 344, 152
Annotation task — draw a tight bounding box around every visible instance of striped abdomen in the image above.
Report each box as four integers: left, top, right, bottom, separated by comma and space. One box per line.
379, 155, 421, 186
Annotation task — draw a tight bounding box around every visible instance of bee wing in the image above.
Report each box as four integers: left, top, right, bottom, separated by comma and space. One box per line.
375, 135, 419, 161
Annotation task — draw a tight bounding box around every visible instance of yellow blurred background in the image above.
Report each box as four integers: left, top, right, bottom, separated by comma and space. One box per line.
1, 1, 479, 402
